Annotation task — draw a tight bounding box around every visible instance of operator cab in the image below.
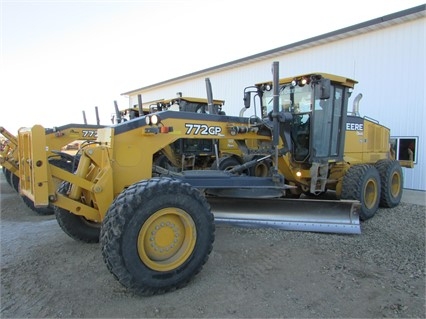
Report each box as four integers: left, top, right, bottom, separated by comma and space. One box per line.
256, 73, 356, 164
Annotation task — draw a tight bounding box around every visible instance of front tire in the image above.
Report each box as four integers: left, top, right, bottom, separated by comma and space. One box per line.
54, 182, 101, 243
100, 177, 215, 296
342, 164, 381, 221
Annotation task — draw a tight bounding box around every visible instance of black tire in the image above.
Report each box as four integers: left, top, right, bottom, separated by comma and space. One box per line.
212, 156, 240, 170
342, 164, 381, 221
212, 156, 250, 175
301, 184, 328, 198
154, 154, 173, 169
9, 169, 20, 192
249, 156, 272, 177
284, 191, 302, 199
21, 196, 53, 215
19, 159, 53, 215
303, 190, 328, 198
283, 181, 302, 198
375, 159, 403, 208
3, 167, 12, 186
100, 177, 215, 296
54, 182, 101, 243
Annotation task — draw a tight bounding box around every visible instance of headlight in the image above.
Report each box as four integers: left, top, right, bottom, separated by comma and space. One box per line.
145, 114, 160, 125
151, 114, 159, 125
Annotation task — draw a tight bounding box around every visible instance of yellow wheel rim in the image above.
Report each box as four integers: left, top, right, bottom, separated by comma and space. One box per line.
390, 171, 401, 198
138, 208, 196, 272
364, 179, 378, 209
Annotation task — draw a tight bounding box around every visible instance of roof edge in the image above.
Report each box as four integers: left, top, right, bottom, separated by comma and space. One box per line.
122, 4, 425, 96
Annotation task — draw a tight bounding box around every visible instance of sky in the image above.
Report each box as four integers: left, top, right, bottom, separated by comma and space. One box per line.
1, 0, 425, 133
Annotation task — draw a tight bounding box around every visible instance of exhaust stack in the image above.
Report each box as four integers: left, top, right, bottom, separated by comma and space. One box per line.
352, 93, 363, 116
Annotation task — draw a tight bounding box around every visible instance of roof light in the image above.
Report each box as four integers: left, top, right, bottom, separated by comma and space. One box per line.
264, 84, 272, 91
291, 77, 310, 87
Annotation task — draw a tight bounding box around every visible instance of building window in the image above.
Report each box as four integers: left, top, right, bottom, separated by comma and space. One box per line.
390, 137, 418, 164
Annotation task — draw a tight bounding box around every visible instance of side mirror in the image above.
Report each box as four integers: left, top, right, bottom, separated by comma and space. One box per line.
244, 92, 251, 108
319, 79, 331, 100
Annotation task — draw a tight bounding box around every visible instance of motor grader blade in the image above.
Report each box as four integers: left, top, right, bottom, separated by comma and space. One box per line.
207, 197, 361, 235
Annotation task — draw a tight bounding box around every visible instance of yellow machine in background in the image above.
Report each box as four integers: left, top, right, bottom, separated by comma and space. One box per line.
14, 62, 410, 296
114, 95, 246, 171
150, 96, 229, 170
1, 124, 103, 214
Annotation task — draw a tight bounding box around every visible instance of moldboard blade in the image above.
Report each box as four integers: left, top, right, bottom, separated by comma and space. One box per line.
207, 197, 361, 235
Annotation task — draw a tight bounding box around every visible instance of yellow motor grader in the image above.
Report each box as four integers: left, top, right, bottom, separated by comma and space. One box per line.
15, 62, 407, 295
237, 71, 407, 218
0, 124, 103, 214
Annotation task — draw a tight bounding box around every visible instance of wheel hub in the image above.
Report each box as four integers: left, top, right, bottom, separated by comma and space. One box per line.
147, 216, 183, 259
138, 208, 196, 271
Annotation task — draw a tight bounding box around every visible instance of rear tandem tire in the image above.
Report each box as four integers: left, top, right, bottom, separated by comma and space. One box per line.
100, 177, 215, 296
342, 164, 381, 221
375, 159, 403, 208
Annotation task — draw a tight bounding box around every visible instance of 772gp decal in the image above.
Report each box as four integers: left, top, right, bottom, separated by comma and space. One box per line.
185, 123, 222, 136
82, 130, 98, 138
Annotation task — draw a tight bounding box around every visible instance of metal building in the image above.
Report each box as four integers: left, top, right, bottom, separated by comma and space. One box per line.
122, 4, 425, 191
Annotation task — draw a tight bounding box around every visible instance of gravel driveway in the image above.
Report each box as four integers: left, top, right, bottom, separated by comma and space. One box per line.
1, 172, 425, 318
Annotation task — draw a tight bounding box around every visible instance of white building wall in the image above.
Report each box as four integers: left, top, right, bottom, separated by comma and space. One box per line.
128, 16, 425, 190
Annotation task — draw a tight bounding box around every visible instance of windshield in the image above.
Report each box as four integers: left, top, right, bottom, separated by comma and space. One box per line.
261, 82, 341, 162
262, 84, 313, 119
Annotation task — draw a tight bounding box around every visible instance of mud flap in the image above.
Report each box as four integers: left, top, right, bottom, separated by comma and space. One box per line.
207, 197, 361, 235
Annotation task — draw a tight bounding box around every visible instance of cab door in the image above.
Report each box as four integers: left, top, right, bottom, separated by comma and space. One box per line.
310, 85, 347, 163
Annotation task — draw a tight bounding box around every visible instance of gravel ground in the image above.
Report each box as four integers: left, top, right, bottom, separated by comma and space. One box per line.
1, 171, 425, 318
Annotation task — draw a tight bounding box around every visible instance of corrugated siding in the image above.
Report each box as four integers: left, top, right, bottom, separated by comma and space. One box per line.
129, 16, 425, 190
